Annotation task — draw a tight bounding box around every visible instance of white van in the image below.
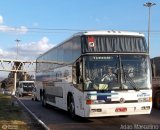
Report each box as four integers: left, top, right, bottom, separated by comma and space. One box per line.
17, 81, 35, 97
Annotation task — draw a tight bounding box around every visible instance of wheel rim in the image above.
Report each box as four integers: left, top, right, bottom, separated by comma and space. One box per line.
43, 96, 46, 105
156, 95, 160, 109
69, 101, 75, 118
41, 95, 44, 102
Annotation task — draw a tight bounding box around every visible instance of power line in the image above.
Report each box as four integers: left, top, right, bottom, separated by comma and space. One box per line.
27, 27, 89, 32
0, 26, 160, 34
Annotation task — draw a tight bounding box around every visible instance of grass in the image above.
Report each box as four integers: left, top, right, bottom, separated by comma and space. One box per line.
0, 94, 41, 130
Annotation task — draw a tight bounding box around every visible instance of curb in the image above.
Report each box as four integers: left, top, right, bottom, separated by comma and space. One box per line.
13, 96, 50, 130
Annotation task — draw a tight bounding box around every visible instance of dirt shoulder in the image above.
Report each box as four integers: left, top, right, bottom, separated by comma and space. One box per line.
0, 94, 43, 130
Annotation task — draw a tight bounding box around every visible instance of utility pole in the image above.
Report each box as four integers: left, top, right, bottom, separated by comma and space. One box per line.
13, 39, 21, 95
15, 39, 21, 59
143, 2, 156, 53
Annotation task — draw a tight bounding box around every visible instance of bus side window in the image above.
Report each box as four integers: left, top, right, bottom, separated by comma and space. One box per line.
77, 60, 83, 84
72, 65, 76, 84
72, 60, 83, 90
76, 62, 80, 84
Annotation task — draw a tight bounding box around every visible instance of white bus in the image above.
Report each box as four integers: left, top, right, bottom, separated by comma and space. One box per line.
36, 30, 152, 118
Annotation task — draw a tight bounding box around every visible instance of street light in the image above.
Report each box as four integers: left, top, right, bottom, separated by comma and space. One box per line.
15, 39, 21, 59
143, 2, 156, 53
13, 39, 20, 95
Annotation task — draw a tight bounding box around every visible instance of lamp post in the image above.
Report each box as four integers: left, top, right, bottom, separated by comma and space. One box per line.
15, 39, 20, 59
13, 39, 20, 95
143, 2, 156, 53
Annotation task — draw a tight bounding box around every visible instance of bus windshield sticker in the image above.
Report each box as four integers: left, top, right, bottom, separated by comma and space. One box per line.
88, 36, 95, 48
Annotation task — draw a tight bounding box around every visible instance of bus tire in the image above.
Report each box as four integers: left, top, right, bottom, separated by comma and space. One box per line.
18, 94, 21, 97
68, 95, 76, 119
35, 97, 38, 101
41, 94, 44, 106
155, 93, 160, 109
42, 91, 48, 108
40, 89, 42, 101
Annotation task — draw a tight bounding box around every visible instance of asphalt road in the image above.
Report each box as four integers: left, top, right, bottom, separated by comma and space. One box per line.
19, 96, 160, 130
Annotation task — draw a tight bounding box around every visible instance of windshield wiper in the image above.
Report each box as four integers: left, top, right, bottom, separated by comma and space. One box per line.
123, 72, 139, 91
121, 64, 139, 91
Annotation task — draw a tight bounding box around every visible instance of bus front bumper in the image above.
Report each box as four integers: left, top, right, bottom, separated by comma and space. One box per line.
83, 102, 152, 117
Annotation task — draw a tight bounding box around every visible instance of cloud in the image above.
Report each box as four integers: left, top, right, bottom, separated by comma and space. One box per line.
0, 15, 28, 34
0, 25, 28, 34
15, 26, 28, 34
0, 16, 3, 24
20, 37, 53, 53
33, 22, 39, 27
17, 37, 54, 59
0, 37, 54, 60
0, 48, 15, 58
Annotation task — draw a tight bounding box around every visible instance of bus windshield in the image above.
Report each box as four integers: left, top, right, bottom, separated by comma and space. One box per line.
84, 55, 150, 91
22, 83, 35, 88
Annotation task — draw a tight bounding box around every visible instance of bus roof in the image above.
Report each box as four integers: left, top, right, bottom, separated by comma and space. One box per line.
74, 30, 144, 37
37, 30, 145, 59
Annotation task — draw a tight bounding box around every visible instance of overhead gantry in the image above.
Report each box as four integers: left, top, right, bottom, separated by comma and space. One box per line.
0, 59, 36, 95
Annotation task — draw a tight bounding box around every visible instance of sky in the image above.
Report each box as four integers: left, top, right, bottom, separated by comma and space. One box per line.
0, 0, 159, 77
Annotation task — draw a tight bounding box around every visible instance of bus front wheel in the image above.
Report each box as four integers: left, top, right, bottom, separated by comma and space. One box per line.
68, 96, 76, 119
155, 93, 160, 109
40, 89, 42, 101
42, 92, 48, 107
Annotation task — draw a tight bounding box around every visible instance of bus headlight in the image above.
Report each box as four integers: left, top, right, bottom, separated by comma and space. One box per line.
138, 97, 152, 102
141, 106, 150, 110
86, 100, 105, 105
86, 100, 93, 105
